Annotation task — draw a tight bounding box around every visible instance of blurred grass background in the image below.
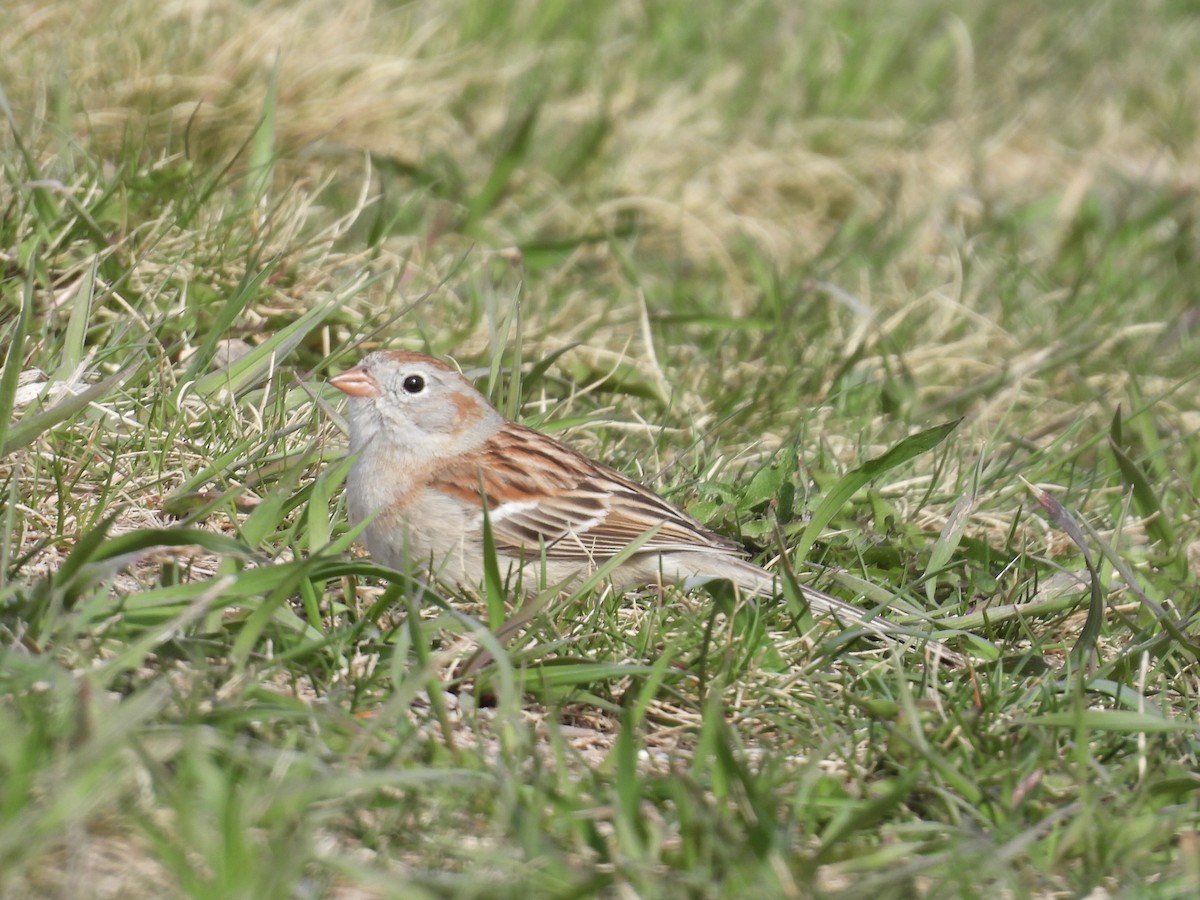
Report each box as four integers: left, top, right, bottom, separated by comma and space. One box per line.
2, 0, 1199, 896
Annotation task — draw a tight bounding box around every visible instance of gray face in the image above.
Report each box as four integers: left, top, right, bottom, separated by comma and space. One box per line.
343, 352, 502, 457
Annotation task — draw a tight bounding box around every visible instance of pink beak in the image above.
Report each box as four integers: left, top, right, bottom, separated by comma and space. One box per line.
330, 365, 380, 398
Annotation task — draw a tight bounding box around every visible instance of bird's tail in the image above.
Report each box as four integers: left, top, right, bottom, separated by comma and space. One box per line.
694, 555, 964, 665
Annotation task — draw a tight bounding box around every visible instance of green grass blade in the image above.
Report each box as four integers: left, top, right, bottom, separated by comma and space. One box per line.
1024, 480, 1103, 668
1020, 710, 1196, 732
181, 264, 278, 384
479, 499, 506, 631
1107, 433, 1177, 553
0, 267, 35, 441
246, 55, 279, 204
56, 255, 97, 380
923, 487, 975, 605
795, 419, 961, 562
190, 297, 346, 398
1, 356, 146, 458
464, 98, 541, 230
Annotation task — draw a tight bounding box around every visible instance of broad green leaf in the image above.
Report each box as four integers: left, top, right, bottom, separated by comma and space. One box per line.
190, 298, 338, 398
246, 56, 279, 204
0, 269, 34, 441
182, 264, 277, 383
89, 527, 252, 563
1, 359, 144, 458
923, 488, 975, 605
817, 767, 925, 860
479, 491, 507, 630
1108, 434, 1177, 552
56, 255, 97, 380
1021, 711, 1196, 732
795, 419, 961, 562
520, 660, 658, 690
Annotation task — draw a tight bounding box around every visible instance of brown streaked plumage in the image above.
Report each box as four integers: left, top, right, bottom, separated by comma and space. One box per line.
331, 350, 960, 661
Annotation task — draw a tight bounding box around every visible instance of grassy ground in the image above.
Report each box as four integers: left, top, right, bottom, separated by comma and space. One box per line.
3, 0, 1200, 896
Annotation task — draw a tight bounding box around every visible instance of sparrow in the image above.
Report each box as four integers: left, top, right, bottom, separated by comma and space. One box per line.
330, 350, 956, 658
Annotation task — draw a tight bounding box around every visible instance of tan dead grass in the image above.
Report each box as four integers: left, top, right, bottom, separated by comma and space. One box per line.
9, 0, 1197, 312
8, 824, 174, 900
8, 1, 1195, 464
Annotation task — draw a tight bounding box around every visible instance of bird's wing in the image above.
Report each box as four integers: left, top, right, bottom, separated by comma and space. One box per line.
428, 422, 744, 562
428, 424, 966, 664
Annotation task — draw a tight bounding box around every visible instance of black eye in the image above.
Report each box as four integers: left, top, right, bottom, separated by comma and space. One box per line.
402, 374, 425, 394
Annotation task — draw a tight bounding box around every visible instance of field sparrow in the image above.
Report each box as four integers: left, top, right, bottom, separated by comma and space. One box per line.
331, 350, 956, 658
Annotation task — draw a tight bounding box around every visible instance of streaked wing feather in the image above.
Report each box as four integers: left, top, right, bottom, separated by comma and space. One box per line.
428, 422, 744, 562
